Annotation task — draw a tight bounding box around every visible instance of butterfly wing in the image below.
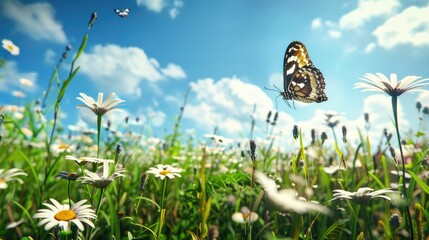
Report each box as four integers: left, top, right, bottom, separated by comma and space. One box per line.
283, 41, 313, 99
282, 41, 327, 103
289, 66, 327, 103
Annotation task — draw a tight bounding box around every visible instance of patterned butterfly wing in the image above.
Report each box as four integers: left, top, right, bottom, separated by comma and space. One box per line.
282, 41, 327, 103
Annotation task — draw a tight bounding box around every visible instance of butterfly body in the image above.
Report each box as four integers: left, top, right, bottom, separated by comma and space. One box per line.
114, 8, 130, 18
282, 41, 327, 105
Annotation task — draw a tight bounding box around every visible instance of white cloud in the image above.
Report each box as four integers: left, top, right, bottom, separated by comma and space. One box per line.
136, 0, 183, 19
1, 0, 67, 44
373, 3, 429, 49
77, 44, 186, 96
268, 73, 282, 88
417, 92, 429, 108
136, 0, 166, 12
161, 63, 187, 79
344, 44, 357, 54
146, 108, 166, 126
184, 76, 280, 136
0, 61, 38, 92
311, 18, 322, 29
169, 0, 184, 19
364, 42, 376, 53
339, 0, 401, 29
44, 49, 56, 64
328, 30, 342, 39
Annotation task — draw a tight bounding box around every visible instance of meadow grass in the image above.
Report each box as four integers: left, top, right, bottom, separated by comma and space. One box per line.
1, 12, 429, 240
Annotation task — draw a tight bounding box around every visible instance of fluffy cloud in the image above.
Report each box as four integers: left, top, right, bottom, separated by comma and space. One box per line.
311, 18, 322, 29
1, 0, 67, 44
136, 0, 183, 19
161, 63, 187, 79
364, 42, 376, 53
184, 76, 280, 136
339, 0, 400, 29
44, 49, 56, 64
77, 44, 186, 96
373, 3, 429, 49
0, 61, 38, 92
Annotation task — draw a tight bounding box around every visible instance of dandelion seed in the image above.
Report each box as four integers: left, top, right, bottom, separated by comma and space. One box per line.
77, 92, 125, 117
2, 39, 20, 55
0, 168, 27, 189
147, 164, 182, 180
33, 198, 96, 232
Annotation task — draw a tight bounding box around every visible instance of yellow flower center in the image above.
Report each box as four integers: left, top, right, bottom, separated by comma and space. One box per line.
242, 213, 249, 219
58, 143, 68, 150
0, 178, 4, 184
54, 210, 76, 221
159, 169, 171, 176
7, 45, 14, 52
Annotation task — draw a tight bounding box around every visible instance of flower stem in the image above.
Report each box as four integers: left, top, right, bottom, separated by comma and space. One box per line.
391, 95, 414, 239
96, 115, 102, 159
157, 178, 167, 238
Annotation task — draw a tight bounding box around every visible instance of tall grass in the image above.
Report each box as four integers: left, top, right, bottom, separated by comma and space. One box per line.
1, 13, 429, 240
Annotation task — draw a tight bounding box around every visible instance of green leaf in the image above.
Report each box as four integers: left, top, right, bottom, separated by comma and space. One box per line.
319, 218, 349, 240
408, 171, 429, 194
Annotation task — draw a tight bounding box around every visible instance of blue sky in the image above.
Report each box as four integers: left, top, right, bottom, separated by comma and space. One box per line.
1, 0, 429, 146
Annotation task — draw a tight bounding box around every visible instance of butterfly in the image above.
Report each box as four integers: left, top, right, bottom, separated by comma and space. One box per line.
280, 41, 327, 107
114, 8, 130, 18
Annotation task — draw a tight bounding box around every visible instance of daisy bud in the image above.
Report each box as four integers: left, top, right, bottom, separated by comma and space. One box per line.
125, 116, 129, 124
136, 117, 139, 123
423, 107, 429, 115
342, 125, 347, 144
66, 44, 72, 51
321, 132, 328, 145
389, 213, 401, 231
389, 147, 396, 161
311, 129, 316, 145
293, 125, 299, 140
140, 173, 148, 192
62, 52, 68, 59
364, 113, 369, 124
249, 140, 256, 162
416, 101, 422, 112
115, 144, 122, 161
266, 111, 272, 124
88, 12, 97, 29
272, 112, 278, 126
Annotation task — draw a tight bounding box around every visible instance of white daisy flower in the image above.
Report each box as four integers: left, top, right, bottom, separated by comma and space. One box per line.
79, 159, 126, 188
77, 92, 125, 117
33, 198, 96, 232
330, 187, 399, 204
2, 39, 20, 55
0, 168, 27, 189
146, 164, 182, 180
255, 171, 330, 215
65, 155, 103, 165
354, 73, 429, 97
231, 207, 259, 224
